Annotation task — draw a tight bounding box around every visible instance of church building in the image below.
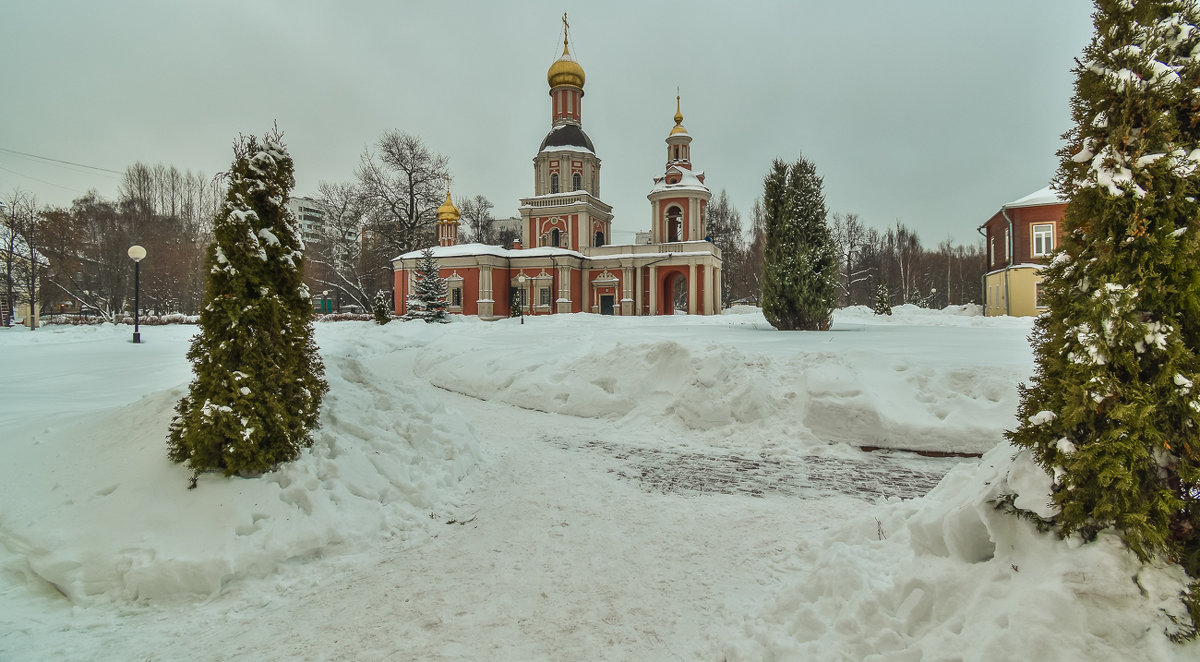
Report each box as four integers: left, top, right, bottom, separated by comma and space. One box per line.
392, 22, 722, 319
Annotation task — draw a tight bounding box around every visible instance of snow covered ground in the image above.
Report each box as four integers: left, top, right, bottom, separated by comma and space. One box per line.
1, 306, 1196, 660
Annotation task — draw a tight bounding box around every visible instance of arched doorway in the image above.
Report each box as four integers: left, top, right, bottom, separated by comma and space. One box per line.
657, 268, 689, 315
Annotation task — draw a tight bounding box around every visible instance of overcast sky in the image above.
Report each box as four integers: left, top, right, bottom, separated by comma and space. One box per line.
2, 0, 1095, 245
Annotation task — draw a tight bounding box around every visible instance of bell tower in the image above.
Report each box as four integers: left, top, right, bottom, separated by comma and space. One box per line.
648, 95, 711, 244
520, 15, 613, 252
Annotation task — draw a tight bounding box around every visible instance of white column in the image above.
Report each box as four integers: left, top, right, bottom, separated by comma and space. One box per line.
688, 262, 697, 314
704, 263, 714, 314
648, 265, 658, 315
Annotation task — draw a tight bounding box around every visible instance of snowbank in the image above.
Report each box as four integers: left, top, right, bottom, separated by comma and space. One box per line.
415, 307, 1033, 454
0, 323, 480, 604
727, 444, 1197, 660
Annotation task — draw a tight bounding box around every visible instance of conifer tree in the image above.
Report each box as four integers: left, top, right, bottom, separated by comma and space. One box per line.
760, 157, 838, 330
403, 248, 448, 323
907, 287, 924, 307
167, 130, 327, 480
874, 282, 892, 316
1007, 0, 1200, 635
373, 290, 392, 325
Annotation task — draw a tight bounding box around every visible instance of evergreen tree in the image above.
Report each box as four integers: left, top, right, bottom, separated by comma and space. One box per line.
403, 247, 448, 323
373, 290, 392, 325
873, 282, 892, 316
167, 130, 328, 480
907, 287, 924, 307
760, 157, 838, 330
1006, 0, 1200, 636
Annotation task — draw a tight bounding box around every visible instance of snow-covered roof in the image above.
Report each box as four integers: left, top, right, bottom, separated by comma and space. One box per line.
395, 243, 585, 261
1004, 186, 1065, 209
0, 227, 49, 265
649, 167, 710, 196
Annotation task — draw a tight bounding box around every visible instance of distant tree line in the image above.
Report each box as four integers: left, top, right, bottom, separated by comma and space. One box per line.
1, 164, 224, 324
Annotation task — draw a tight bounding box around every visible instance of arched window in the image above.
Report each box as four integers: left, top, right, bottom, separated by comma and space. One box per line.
667, 206, 683, 242
594, 231, 605, 247
551, 228, 561, 247
573, 172, 581, 191
673, 146, 679, 161
551, 173, 559, 194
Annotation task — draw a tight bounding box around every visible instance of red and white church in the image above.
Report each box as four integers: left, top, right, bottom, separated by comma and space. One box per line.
393, 23, 722, 319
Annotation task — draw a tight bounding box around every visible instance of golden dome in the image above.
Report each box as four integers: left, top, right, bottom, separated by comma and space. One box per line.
669, 94, 688, 135
547, 37, 585, 89
436, 190, 460, 222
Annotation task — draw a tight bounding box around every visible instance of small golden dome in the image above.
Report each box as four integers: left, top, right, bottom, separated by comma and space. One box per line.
436, 190, 460, 222
547, 45, 585, 89
670, 94, 688, 135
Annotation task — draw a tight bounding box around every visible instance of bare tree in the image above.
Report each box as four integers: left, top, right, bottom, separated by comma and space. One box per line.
830, 212, 873, 306
355, 131, 450, 257
457, 194, 495, 244
305, 180, 380, 311
705, 190, 745, 307
1, 190, 47, 327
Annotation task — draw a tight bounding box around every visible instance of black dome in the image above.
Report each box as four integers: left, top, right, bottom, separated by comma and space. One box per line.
539, 124, 595, 153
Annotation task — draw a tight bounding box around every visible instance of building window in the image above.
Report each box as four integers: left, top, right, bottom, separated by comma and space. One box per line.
551, 228, 561, 247
1003, 227, 1009, 262
451, 287, 462, 308
539, 287, 551, 306
1032, 223, 1054, 257
1035, 282, 1047, 308
573, 172, 581, 191
551, 173, 559, 194
989, 237, 994, 267
594, 231, 605, 247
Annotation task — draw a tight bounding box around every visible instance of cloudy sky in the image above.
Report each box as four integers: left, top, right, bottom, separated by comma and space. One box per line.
2, 0, 1094, 245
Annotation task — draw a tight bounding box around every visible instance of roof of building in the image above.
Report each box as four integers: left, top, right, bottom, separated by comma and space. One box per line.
397, 243, 586, 261
649, 167, 710, 195
1004, 186, 1065, 209
539, 123, 595, 153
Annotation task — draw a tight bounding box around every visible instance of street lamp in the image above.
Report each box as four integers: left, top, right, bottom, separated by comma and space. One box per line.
930, 287, 938, 309
128, 245, 146, 343
517, 273, 526, 324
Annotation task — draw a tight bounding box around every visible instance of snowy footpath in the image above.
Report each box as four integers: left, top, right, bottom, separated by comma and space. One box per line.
1, 307, 1196, 660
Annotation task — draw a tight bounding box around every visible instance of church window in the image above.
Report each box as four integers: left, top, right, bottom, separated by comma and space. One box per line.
573, 172, 581, 191
551, 228, 561, 247
450, 287, 462, 309
551, 173, 559, 194
667, 206, 683, 242
540, 287, 551, 306
674, 146, 679, 161
594, 231, 605, 247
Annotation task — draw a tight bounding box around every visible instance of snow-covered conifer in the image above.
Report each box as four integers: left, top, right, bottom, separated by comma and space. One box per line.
874, 282, 892, 316
1007, 0, 1200, 636
167, 129, 328, 481
403, 248, 448, 323
907, 288, 924, 307
760, 157, 838, 330
373, 290, 392, 325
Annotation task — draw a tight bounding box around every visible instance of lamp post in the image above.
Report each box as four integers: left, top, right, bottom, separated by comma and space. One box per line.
128, 245, 146, 343
930, 287, 938, 309
517, 273, 526, 324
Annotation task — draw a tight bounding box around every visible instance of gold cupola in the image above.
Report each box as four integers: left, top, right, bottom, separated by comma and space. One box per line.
670, 94, 688, 136
547, 18, 585, 89
436, 189, 460, 222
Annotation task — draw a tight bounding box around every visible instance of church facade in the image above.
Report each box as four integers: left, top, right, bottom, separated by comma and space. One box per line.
392, 25, 722, 319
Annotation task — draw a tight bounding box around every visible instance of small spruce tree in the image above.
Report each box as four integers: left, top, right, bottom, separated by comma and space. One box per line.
403, 248, 448, 323
760, 157, 838, 330
167, 129, 328, 481
1006, 0, 1200, 637
373, 290, 392, 325
873, 282, 892, 316
907, 287, 924, 307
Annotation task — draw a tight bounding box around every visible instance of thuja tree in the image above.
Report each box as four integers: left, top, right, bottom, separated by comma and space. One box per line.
874, 282, 892, 316
403, 247, 448, 323
760, 157, 838, 330
1007, 0, 1200, 635
167, 130, 328, 480
373, 290, 392, 325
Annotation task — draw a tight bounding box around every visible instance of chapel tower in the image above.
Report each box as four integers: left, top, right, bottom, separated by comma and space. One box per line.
519, 15, 613, 252
648, 96, 711, 244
